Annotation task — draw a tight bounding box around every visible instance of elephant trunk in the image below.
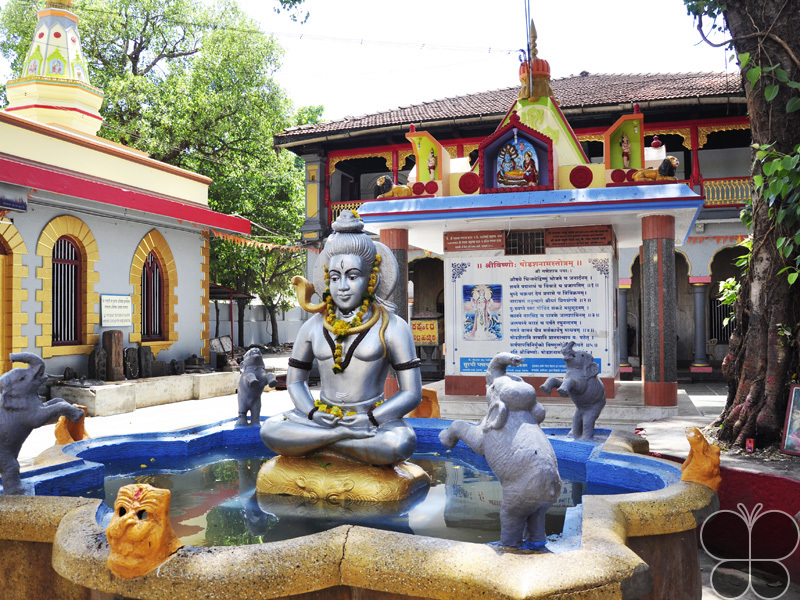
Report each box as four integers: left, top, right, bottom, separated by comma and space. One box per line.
9, 352, 45, 367
8, 352, 46, 381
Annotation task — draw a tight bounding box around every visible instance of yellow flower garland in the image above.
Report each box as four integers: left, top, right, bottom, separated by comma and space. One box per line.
323, 255, 382, 374
313, 398, 384, 419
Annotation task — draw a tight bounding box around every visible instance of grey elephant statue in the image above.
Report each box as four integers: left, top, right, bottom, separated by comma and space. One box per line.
237, 348, 277, 426
439, 352, 561, 549
539, 341, 606, 439
0, 352, 85, 494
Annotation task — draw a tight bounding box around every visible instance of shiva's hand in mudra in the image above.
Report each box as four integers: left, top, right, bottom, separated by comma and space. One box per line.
260, 210, 421, 466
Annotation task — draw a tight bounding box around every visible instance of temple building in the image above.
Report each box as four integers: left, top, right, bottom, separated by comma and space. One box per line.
0, 0, 250, 376
274, 23, 749, 418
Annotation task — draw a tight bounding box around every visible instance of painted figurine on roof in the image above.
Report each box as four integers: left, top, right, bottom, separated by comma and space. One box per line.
522, 151, 539, 185
427, 149, 437, 178
620, 133, 632, 168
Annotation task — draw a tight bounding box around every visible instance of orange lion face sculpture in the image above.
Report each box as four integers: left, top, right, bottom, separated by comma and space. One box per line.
106, 483, 182, 579
680, 427, 722, 492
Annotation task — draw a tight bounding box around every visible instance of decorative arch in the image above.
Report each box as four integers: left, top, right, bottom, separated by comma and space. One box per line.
675, 249, 692, 277
35, 215, 99, 358
130, 229, 178, 356
707, 241, 749, 277
622, 253, 639, 281
0, 221, 29, 373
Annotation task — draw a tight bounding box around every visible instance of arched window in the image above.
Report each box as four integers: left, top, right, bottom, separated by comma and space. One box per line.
141, 251, 164, 341
52, 236, 81, 345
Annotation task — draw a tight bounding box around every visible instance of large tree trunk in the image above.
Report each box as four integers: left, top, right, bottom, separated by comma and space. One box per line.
213, 300, 220, 339
236, 298, 248, 349
717, 0, 800, 448
266, 302, 281, 348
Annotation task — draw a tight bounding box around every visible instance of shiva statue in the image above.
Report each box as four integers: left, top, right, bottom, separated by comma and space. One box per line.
260, 210, 422, 467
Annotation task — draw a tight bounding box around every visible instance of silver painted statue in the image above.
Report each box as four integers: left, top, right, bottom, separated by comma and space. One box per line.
439, 352, 561, 548
260, 211, 422, 465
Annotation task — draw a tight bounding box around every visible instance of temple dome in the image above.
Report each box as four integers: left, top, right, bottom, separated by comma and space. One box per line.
4, 0, 104, 135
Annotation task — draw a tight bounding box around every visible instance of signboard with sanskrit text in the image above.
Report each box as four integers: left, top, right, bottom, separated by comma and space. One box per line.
545, 225, 613, 248
444, 231, 505, 252
101, 295, 133, 327
445, 251, 617, 377
412, 319, 441, 346
0, 183, 29, 213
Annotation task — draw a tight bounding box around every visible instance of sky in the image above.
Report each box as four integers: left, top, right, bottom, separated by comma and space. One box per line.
251, 0, 736, 120
0, 0, 735, 122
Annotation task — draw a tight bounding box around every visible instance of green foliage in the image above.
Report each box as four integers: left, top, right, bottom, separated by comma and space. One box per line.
739, 52, 800, 116
295, 104, 325, 126
752, 142, 800, 286
273, 0, 308, 23
717, 237, 751, 326
731, 45, 800, 288
718, 277, 741, 327
776, 322, 793, 347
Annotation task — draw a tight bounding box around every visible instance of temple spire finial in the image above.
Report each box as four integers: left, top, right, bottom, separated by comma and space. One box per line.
518, 12, 553, 101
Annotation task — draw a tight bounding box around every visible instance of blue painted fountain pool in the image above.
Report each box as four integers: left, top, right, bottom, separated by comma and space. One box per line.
17, 419, 681, 547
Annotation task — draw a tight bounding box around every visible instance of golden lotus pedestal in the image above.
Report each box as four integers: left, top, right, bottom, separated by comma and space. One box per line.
256, 454, 430, 502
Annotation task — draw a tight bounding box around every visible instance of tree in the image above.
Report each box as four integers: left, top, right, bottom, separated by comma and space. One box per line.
1, 0, 316, 348
209, 165, 306, 348
686, 0, 800, 448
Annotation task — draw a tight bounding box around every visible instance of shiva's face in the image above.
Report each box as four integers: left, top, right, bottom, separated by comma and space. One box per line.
327, 254, 370, 314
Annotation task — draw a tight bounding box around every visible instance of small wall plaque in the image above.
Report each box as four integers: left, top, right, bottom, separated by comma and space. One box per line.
101, 294, 133, 327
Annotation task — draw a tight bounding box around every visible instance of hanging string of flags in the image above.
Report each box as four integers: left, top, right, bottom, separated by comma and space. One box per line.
206, 228, 302, 251
686, 235, 750, 245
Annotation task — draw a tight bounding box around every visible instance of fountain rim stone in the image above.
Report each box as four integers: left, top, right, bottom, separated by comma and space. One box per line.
0, 419, 719, 599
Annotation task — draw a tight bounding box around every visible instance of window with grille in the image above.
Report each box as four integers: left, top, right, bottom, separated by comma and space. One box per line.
141, 251, 164, 341
52, 236, 81, 345
505, 230, 545, 255
709, 296, 733, 343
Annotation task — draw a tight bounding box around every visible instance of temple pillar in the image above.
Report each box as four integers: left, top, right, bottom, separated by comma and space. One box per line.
618, 281, 632, 375
641, 215, 677, 406
690, 126, 702, 187
690, 277, 713, 373
380, 228, 409, 397
298, 153, 328, 246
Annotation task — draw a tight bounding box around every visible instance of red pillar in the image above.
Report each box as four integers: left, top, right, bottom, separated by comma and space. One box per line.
380, 228, 409, 398
690, 125, 702, 188
392, 150, 399, 185
641, 215, 678, 406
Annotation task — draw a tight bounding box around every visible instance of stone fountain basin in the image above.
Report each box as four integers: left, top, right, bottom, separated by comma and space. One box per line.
0, 420, 718, 600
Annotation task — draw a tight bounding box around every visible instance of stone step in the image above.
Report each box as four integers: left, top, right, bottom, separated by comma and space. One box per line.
437, 399, 678, 430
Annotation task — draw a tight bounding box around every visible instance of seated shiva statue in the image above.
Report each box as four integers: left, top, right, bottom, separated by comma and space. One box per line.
260, 210, 422, 466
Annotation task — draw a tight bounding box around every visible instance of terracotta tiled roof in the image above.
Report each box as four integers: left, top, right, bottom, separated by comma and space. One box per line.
275, 72, 742, 145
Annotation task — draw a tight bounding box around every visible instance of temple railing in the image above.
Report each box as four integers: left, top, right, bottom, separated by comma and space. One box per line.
703, 177, 751, 206
330, 201, 366, 223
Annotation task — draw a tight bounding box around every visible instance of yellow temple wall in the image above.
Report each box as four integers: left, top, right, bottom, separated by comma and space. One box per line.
0, 117, 210, 206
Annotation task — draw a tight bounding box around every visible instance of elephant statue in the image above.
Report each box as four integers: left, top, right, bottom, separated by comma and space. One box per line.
0, 352, 85, 494
439, 352, 561, 548
539, 341, 606, 439
237, 348, 277, 426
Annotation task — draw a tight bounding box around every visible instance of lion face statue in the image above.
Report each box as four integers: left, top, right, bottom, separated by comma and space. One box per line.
375, 175, 394, 196
106, 483, 182, 579
681, 427, 722, 491
658, 156, 680, 177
